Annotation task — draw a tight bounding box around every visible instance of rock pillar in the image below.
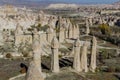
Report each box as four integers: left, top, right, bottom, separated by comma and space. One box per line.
90, 36, 97, 72
51, 37, 60, 73
68, 23, 73, 39
85, 19, 90, 35
81, 41, 88, 72
26, 41, 44, 80
59, 27, 65, 42
47, 27, 54, 43
73, 38, 81, 72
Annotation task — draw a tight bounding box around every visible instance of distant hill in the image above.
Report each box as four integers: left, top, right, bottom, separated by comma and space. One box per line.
0, 0, 118, 8
113, 1, 120, 5
0, 0, 60, 8
47, 3, 79, 9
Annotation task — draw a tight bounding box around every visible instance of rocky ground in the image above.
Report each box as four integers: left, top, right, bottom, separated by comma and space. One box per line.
0, 37, 120, 80
0, 59, 28, 80
0, 56, 120, 80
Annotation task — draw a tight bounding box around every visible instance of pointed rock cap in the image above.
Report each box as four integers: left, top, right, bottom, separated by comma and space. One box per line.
15, 23, 23, 35
66, 18, 71, 23
16, 23, 23, 29
74, 38, 81, 47
68, 23, 73, 30
39, 10, 44, 14
51, 37, 59, 48
91, 36, 96, 42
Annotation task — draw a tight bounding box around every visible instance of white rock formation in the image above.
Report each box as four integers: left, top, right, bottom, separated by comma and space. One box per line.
26, 41, 44, 80
85, 19, 90, 35
81, 41, 88, 72
90, 36, 97, 72
73, 38, 81, 72
47, 4, 79, 9
47, 27, 54, 43
51, 37, 60, 73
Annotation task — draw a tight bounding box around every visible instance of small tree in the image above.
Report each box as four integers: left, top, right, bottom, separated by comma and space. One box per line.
99, 24, 111, 35
36, 23, 41, 31
27, 23, 42, 32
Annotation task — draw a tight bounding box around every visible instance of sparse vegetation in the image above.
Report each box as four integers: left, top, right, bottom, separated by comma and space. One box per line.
99, 24, 111, 35
90, 26, 120, 46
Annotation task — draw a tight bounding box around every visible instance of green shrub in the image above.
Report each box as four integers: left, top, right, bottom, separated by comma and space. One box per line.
115, 66, 120, 72
6, 53, 12, 58
108, 66, 116, 72
99, 24, 111, 35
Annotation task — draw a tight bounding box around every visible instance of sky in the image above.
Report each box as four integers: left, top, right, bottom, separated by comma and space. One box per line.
29, 0, 119, 4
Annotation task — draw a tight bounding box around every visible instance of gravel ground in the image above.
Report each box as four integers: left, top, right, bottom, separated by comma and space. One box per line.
0, 57, 120, 80
0, 58, 28, 80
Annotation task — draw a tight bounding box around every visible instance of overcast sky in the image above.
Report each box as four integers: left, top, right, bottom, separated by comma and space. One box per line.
29, 0, 119, 4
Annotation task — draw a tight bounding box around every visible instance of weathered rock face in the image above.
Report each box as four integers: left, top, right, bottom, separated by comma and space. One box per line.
81, 41, 88, 72
15, 23, 23, 36
90, 36, 97, 72
56, 17, 69, 42
15, 24, 32, 46
26, 41, 44, 80
47, 27, 54, 43
15, 23, 24, 46
2, 29, 9, 42
76, 24, 80, 38
73, 38, 81, 72
59, 25, 65, 42
89, 18, 93, 26
72, 25, 77, 39
99, 17, 103, 24
14, 23, 33, 46
85, 19, 90, 35
51, 37, 60, 73
64, 19, 71, 39
48, 16, 57, 29
68, 23, 73, 39
32, 41, 42, 71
